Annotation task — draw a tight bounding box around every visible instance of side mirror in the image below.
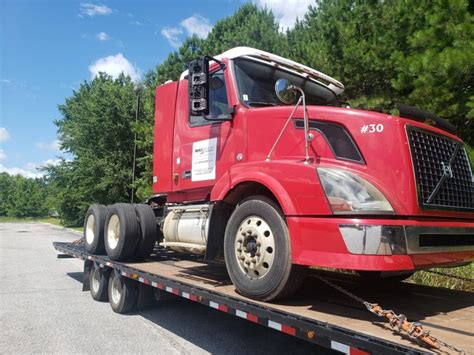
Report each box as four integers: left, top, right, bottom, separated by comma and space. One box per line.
188, 58, 209, 116
275, 78, 296, 104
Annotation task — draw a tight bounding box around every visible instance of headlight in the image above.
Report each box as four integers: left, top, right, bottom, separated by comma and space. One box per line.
317, 167, 393, 214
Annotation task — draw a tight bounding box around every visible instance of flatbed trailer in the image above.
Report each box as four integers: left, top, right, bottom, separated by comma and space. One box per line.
53, 241, 473, 354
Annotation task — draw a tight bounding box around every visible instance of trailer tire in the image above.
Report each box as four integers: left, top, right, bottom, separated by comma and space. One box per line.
133, 204, 158, 260
108, 272, 137, 314
105, 203, 139, 261
224, 196, 306, 302
90, 266, 110, 302
84, 204, 108, 254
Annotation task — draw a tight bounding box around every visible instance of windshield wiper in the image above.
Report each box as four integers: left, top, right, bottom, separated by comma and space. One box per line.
246, 101, 279, 107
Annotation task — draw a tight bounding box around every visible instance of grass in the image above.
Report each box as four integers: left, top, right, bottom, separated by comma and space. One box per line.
0, 216, 83, 232
407, 264, 473, 292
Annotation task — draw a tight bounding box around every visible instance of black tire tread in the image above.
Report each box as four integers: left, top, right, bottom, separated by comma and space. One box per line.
133, 204, 158, 260
224, 195, 306, 302
108, 273, 137, 314
90, 266, 109, 302
105, 203, 139, 261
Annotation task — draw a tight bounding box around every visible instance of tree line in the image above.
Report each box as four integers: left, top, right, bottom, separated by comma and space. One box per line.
3, 1, 472, 225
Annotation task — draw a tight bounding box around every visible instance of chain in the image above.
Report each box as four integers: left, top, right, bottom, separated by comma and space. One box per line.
313, 274, 466, 354
313, 274, 368, 305
425, 270, 474, 283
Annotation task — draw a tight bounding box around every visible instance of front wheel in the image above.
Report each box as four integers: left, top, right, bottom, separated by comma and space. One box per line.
223, 196, 306, 302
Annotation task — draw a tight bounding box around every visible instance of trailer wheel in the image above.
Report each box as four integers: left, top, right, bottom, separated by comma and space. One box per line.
224, 196, 306, 301
90, 266, 110, 302
104, 203, 139, 261
84, 204, 108, 254
133, 204, 158, 260
108, 272, 137, 314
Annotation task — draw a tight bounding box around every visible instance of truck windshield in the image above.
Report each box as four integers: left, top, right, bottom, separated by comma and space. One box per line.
233, 57, 340, 107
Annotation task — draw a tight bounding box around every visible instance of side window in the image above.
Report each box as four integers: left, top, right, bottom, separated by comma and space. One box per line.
189, 69, 228, 127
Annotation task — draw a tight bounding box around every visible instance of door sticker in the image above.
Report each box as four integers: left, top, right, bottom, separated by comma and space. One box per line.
191, 138, 217, 181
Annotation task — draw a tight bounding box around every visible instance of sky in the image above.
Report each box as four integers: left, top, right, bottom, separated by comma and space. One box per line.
0, 0, 314, 178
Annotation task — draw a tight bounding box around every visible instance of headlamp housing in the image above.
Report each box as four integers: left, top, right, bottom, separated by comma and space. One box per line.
317, 167, 394, 214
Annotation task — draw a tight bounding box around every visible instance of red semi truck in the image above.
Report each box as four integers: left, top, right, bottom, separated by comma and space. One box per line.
83, 47, 473, 302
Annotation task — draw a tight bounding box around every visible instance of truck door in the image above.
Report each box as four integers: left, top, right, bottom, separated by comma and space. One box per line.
172, 68, 236, 199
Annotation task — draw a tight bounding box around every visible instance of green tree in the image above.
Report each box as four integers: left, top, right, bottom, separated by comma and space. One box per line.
390, 0, 474, 144
1, 174, 49, 218
46, 73, 143, 225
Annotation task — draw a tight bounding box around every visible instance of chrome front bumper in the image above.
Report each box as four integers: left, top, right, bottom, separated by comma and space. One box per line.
339, 225, 474, 255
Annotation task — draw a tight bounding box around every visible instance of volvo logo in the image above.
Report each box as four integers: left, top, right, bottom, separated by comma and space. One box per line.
441, 162, 454, 178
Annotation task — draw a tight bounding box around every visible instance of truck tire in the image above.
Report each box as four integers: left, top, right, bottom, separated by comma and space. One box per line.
108, 272, 137, 314
90, 266, 110, 302
133, 204, 158, 260
104, 203, 139, 261
84, 204, 108, 254
224, 196, 307, 302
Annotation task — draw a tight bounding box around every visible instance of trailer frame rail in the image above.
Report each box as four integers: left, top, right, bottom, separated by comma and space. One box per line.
54, 241, 435, 355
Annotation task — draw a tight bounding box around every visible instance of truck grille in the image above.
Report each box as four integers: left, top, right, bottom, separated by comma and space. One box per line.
407, 126, 474, 211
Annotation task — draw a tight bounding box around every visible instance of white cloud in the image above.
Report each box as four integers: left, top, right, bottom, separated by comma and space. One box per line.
0, 159, 62, 179
161, 14, 212, 48
254, 0, 313, 29
96, 32, 110, 41
0, 165, 42, 178
0, 127, 10, 142
89, 53, 141, 82
161, 27, 183, 48
0, 149, 6, 161
26, 159, 61, 171
36, 139, 60, 152
80, 3, 112, 17
180, 15, 212, 39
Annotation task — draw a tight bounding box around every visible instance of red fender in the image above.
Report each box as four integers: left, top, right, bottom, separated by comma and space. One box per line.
211, 160, 331, 216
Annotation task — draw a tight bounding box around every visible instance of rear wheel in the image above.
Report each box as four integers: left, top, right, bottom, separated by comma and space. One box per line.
224, 196, 306, 301
108, 272, 137, 314
90, 266, 110, 302
84, 204, 108, 254
104, 203, 139, 261
133, 204, 158, 260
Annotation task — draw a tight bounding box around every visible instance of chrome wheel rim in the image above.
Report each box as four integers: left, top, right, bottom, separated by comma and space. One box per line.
111, 277, 121, 304
234, 215, 275, 280
107, 215, 120, 250
85, 214, 96, 245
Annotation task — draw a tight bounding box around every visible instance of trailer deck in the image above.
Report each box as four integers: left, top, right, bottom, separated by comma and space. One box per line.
53, 242, 473, 354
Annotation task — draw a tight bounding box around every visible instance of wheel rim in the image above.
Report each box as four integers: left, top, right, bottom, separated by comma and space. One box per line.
111, 276, 122, 304
91, 268, 100, 292
107, 214, 120, 250
85, 214, 96, 245
234, 215, 275, 280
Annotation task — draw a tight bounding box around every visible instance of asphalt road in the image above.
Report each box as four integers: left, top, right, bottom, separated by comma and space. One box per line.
0, 222, 330, 354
